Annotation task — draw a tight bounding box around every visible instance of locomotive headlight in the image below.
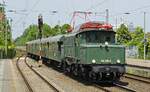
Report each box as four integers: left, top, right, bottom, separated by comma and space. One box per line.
92, 59, 96, 63
105, 42, 108, 45
117, 59, 121, 63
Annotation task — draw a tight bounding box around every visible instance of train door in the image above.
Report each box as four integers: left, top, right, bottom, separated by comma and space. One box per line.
58, 41, 63, 60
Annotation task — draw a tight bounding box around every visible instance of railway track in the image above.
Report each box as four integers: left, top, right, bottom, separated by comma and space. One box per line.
16, 56, 33, 92
94, 83, 136, 92
124, 73, 150, 84
34, 59, 137, 92
24, 57, 60, 92
93, 84, 111, 92
113, 82, 136, 92
25, 57, 150, 92
126, 64, 150, 83
126, 64, 150, 70
16, 56, 60, 92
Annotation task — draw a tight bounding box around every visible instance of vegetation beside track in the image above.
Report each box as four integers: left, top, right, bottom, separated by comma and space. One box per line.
116, 24, 150, 59
0, 5, 15, 59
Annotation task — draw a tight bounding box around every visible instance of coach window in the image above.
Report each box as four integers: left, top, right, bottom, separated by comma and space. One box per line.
58, 41, 63, 52
47, 42, 49, 48
75, 34, 80, 46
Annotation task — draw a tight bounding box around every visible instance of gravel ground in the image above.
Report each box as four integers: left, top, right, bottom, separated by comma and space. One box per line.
12, 58, 30, 92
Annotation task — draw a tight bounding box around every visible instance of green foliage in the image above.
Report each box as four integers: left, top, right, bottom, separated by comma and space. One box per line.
128, 26, 144, 46
116, 24, 131, 45
146, 33, 150, 59
116, 24, 150, 59
0, 32, 4, 45
42, 23, 52, 37
0, 5, 15, 58
61, 24, 70, 34
128, 26, 144, 58
15, 25, 38, 46
15, 23, 70, 46
0, 4, 5, 12
0, 20, 14, 48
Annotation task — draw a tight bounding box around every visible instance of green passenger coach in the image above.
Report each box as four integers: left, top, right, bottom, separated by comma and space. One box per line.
26, 21, 126, 82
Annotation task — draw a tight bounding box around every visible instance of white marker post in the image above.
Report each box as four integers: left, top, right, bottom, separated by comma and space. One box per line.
143, 12, 146, 62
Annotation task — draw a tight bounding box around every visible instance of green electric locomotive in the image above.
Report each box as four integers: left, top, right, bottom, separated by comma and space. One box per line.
26, 21, 126, 81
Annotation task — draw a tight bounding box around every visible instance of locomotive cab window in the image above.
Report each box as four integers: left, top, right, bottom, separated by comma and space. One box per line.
79, 30, 115, 44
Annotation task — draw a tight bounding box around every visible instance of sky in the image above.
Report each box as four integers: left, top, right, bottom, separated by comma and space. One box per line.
1, 0, 150, 39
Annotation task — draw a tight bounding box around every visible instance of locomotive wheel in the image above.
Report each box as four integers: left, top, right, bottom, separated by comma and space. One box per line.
98, 72, 102, 81
66, 65, 71, 73
71, 64, 78, 76
62, 61, 67, 73
113, 72, 117, 80
89, 71, 97, 80
78, 65, 86, 78
62, 61, 70, 74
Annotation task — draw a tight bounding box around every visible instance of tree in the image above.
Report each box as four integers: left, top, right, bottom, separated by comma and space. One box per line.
128, 26, 144, 46
42, 23, 52, 37
127, 26, 145, 58
0, 19, 14, 48
15, 24, 38, 46
146, 32, 150, 59
116, 24, 131, 45
15, 23, 71, 46
61, 24, 70, 34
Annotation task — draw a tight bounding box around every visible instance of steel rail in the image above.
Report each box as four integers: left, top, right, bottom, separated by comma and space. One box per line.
16, 56, 34, 92
113, 83, 136, 92
124, 73, 150, 84
93, 84, 111, 92
24, 57, 60, 92
126, 64, 150, 70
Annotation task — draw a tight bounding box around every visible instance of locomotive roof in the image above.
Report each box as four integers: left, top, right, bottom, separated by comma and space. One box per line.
70, 21, 113, 33
63, 29, 115, 39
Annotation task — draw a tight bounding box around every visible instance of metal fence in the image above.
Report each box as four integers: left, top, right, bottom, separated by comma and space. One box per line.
126, 46, 150, 59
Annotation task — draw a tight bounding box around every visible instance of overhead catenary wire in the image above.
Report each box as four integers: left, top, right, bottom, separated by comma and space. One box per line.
13, 0, 109, 27
111, 4, 150, 18
86, 0, 109, 11
83, 0, 110, 23
13, 0, 41, 26
9, 1, 150, 32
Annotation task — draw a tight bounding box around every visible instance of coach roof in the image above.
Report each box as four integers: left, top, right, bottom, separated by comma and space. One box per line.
26, 35, 64, 44
41, 35, 64, 43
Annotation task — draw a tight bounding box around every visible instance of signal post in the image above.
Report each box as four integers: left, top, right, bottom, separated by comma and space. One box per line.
38, 14, 43, 67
